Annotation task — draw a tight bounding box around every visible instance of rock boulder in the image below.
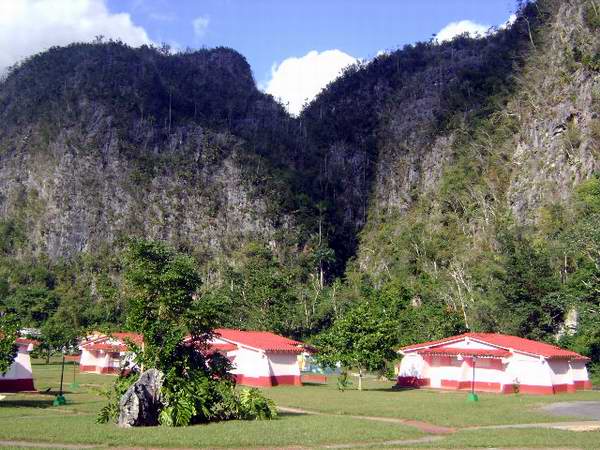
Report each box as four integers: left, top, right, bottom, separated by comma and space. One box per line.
118, 369, 164, 427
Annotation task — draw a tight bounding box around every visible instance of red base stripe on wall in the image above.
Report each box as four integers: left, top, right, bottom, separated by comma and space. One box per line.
0, 378, 35, 392
398, 377, 592, 395
301, 374, 328, 384
575, 380, 593, 390
235, 374, 301, 387
396, 376, 430, 388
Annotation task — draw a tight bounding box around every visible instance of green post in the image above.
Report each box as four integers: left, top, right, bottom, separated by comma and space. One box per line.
53, 352, 67, 406
467, 356, 479, 402
69, 359, 79, 389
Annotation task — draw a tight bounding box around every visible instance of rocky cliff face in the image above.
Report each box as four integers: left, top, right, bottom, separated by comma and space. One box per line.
0, 44, 300, 261
507, 1, 600, 222
0, 0, 597, 280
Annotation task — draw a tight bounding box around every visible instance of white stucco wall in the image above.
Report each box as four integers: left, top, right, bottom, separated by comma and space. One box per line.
266, 352, 300, 376
570, 360, 589, 383
398, 353, 425, 378
503, 354, 552, 387
228, 347, 270, 377
79, 348, 99, 367
548, 359, 573, 385
0, 344, 32, 381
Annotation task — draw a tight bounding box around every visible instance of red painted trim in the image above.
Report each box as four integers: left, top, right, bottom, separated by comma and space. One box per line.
100, 366, 120, 374
396, 376, 430, 388
575, 380, 593, 390
0, 378, 35, 392
79, 365, 98, 373
441, 379, 459, 388
517, 384, 555, 395
235, 374, 302, 387
301, 374, 327, 384
440, 379, 501, 392
553, 383, 576, 393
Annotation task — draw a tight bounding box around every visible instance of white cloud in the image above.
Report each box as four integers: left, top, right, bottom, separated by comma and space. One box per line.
264, 49, 357, 116
500, 14, 517, 30
435, 20, 491, 43
192, 15, 210, 39
0, 0, 152, 73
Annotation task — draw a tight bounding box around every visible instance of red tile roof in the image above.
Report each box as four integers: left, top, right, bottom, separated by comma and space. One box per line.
214, 328, 305, 353
209, 342, 238, 353
402, 333, 589, 360
85, 343, 128, 352
110, 332, 143, 346
15, 338, 39, 347
80, 332, 143, 352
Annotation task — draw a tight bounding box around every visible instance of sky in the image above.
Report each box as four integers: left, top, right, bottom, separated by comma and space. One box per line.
0, 0, 518, 115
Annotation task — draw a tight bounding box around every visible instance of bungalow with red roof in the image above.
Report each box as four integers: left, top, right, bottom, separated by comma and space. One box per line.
0, 338, 36, 392
396, 333, 591, 395
209, 328, 306, 387
79, 332, 143, 374
79, 329, 307, 387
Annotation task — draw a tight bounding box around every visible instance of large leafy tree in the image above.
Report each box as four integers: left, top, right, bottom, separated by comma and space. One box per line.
0, 311, 19, 374
123, 238, 212, 370
102, 239, 276, 426
313, 301, 397, 390
215, 242, 299, 335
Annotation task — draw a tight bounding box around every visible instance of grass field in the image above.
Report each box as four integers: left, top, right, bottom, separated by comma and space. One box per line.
0, 361, 599, 449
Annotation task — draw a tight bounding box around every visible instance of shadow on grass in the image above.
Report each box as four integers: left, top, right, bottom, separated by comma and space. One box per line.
300, 382, 329, 387
358, 386, 419, 393
37, 390, 76, 396
277, 410, 309, 417
0, 399, 54, 408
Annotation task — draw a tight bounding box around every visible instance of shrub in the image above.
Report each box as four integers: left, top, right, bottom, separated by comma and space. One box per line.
239, 388, 278, 420
584, 1, 600, 30
563, 121, 582, 150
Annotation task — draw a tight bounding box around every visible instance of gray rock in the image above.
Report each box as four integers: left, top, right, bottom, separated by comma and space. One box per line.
118, 369, 164, 428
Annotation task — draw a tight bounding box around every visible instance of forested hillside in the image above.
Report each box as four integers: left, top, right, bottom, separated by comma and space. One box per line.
0, 0, 598, 373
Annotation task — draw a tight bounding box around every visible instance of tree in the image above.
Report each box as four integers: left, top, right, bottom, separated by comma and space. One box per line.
218, 242, 299, 335
39, 312, 80, 363
313, 302, 397, 390
0, 311, 19, 374
99, 239, 276, 426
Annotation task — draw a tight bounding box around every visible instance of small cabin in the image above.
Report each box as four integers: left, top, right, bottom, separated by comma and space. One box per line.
79, 332, 142, 374
0, 338, 36, 392
397, 332, 591, 395
209, 328, 307, 387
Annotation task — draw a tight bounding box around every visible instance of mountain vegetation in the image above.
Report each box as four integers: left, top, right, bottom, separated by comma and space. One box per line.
0, 0, 598, 378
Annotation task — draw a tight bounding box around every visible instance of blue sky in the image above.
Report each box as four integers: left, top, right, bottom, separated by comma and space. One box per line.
107, 0, 517, 84
1, 0, 518, 115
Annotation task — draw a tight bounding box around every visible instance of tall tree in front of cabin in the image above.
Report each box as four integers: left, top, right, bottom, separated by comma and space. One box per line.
0, 311, 19, 374
313, 302, 397, 390
98, 239, 277, 426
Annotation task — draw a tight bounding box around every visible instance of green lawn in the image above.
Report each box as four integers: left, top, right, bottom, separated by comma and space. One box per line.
0, 361, 422, 449
0, 362, 599, 449
266, 376, 600, 427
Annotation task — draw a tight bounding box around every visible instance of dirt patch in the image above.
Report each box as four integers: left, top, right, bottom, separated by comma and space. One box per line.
541, 401, 600, 420
277, 406, 456, 434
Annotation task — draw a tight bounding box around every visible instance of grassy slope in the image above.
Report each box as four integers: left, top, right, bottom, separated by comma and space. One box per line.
0, 361, 422, 448
1, 362, 600, 448
267, 377, 600, 428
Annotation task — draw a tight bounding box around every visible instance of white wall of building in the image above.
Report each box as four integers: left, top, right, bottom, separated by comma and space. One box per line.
0, 344, 32, 381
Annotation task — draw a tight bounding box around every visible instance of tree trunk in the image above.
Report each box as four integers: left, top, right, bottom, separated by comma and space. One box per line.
358, 368, 363, 391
